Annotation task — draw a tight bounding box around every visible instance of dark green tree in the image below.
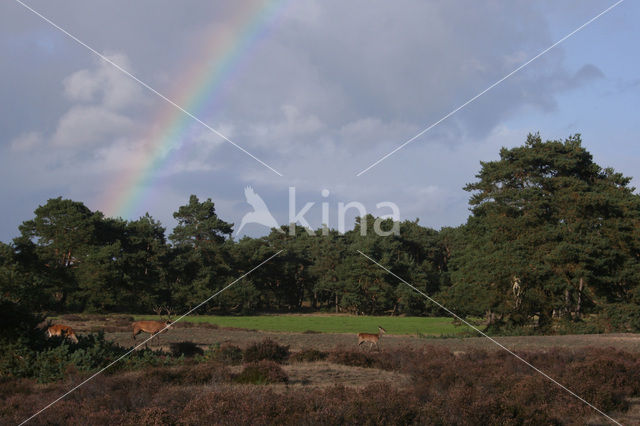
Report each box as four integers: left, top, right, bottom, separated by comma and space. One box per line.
14, 198, 103, 310
168, 195, 234, 311
170, 195, 233, 248
450, 134, 640, 329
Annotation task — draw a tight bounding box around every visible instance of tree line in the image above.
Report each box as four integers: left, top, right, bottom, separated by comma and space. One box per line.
2, 134, 640, 331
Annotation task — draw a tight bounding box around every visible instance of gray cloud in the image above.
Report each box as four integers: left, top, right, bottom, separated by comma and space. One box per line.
0, 0, 618, 241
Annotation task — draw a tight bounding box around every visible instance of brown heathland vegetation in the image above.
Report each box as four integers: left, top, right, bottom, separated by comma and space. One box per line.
4, 319, 640, 425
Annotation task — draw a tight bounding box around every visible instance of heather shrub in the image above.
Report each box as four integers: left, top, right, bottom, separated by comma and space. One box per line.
325, 383, 421, 424
327, 349, 395, 370
234, 360, 288, 384
180, 362, 232, 384
558, 349, 640, 412
3, 346, 640, 425
181, 387, 306, 424
243, 338, 290, 363
291, 348, 327, 363
327, 349, 375, 368
130, 407, 176, 425
214, 344, 244, 365
197, 343, 244, 365
143, 363, 231, 385
170, 341, 204, 358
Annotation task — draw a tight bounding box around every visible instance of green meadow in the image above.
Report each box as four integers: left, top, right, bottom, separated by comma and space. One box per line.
134, 314, 472, 336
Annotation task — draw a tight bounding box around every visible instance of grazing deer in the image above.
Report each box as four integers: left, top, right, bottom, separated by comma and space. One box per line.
47, 324, 79, 343
132, 306, 173, 344
357, 326, 386, 351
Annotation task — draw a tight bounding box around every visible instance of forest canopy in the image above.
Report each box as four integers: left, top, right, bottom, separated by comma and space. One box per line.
2, 134, 640, 333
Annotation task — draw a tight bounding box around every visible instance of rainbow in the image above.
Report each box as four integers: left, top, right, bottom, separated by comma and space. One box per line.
101, 0, 289, 219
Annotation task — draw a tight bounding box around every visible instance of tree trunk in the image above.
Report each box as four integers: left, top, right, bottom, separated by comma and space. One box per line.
576, 278, 583, 319
485, 309, 493, 325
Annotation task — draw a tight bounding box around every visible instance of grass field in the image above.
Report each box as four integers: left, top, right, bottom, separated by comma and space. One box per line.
133, 314, 470, 335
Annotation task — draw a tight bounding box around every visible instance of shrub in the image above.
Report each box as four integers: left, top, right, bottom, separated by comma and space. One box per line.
143, 362, 231, 385
0, 330, 191, 383
196, 344, 244, 365
601, 303, 640, 332
180, 362, 231, 384
0, 332, 130, 382
2, 346, 639, 424
234, 361, 288, 384
327, 349, 396, 370
327, 350, 375, 368
243, 339, 290, 364
0, 298, 48, 350
291, 349, 328, 363
555, 319, 605, 335
170, 341, 204, 358
121, 348, 179, 372
213, 344, 244, 365
130, 407, 176, 425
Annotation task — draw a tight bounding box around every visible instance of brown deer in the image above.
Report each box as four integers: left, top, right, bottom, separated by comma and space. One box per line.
357, 326, 386, 351
132, 306, 173, 344
47, 324, 79, 343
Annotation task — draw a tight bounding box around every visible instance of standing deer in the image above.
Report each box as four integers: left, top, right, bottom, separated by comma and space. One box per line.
47, 324, 79, 343
357, 326, 386, 351
132, 307, 173, 344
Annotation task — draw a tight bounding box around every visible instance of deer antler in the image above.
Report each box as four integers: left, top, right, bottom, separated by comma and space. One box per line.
163, 306, 174, 322
153, 306, 163, 317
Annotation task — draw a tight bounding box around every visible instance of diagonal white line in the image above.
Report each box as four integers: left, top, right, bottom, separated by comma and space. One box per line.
19, 250, 283, 426
356, 0, 625, 176
357, 250, 622, 426
14, 0, 283, 177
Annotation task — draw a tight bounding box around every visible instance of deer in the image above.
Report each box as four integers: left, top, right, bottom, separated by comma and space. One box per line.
357, 326, 386, 351
47, 324, 79, 343
132, 306, 173, 345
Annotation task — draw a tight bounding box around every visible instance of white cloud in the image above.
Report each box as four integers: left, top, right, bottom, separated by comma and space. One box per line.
63, 53, 143, 110
51, 106, 134, 147
47, 53, 146, 148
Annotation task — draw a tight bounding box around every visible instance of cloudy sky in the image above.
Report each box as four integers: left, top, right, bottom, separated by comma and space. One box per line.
1, 0, 638, 242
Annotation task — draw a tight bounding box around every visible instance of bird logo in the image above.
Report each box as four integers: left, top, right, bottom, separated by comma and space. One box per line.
236, 186, 284, 236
